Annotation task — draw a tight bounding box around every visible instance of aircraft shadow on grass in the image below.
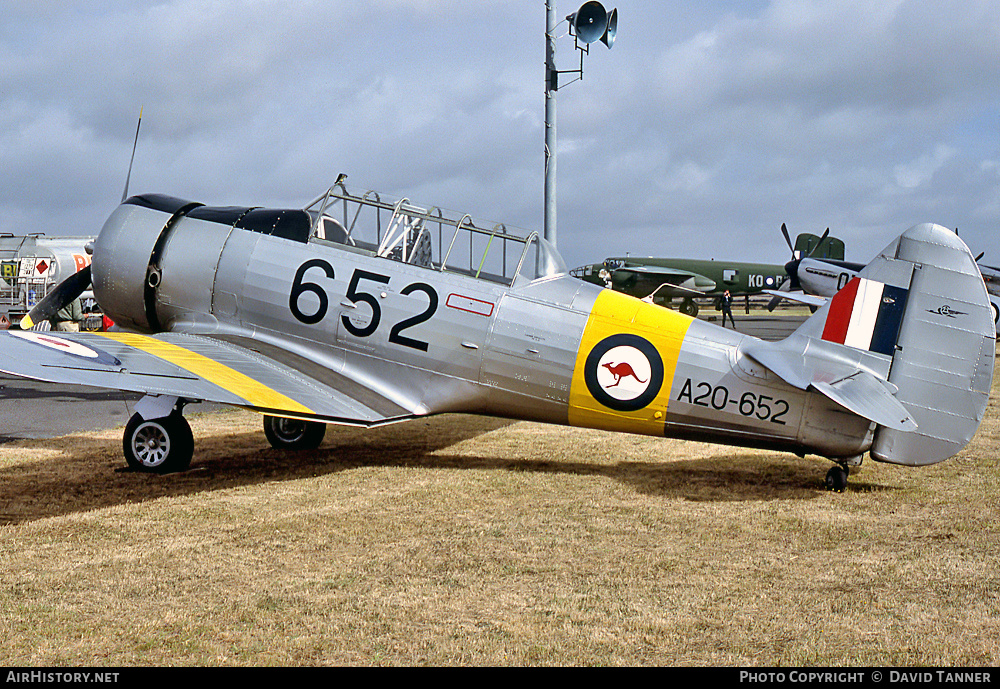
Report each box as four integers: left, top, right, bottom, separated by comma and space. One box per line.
0, 416, 894, 525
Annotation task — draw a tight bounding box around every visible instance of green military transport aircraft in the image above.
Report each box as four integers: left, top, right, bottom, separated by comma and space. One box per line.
570, 229, 844, 317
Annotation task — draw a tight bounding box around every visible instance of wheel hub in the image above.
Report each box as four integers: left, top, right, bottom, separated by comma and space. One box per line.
134, 424, 170, 467
276, 419, 306, 442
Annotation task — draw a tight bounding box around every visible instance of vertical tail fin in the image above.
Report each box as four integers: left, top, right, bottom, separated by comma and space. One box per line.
796, 223, 995, 465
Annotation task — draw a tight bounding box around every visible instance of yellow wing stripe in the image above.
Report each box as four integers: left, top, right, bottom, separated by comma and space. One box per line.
97, 332, 314, 415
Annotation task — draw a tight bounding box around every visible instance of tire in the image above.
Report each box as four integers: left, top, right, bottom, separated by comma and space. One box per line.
680, 299, 699, 317
263, 415, 326, 450
824, 465, 849, 493
123, 412, 193, 473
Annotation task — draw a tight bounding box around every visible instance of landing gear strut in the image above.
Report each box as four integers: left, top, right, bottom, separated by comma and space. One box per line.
123, 411, 193, 473
825, 464, 849, 493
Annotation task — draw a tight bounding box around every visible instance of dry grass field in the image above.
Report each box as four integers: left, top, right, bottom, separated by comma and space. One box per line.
1, 358, 998, 666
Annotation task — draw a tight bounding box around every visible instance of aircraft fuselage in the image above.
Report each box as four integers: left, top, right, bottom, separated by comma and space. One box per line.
90, 196, 871, 461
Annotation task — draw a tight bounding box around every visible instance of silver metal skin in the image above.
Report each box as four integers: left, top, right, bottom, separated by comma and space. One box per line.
0, 180, 993, 479
796, 257, 861, 298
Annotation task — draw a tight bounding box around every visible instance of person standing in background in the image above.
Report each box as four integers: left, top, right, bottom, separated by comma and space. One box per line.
50, 297, 83, 332
721, 290, 735, 329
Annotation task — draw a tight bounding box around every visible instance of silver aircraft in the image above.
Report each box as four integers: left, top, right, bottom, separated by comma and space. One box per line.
0, 178, 994, 491
769, 255, 866, 310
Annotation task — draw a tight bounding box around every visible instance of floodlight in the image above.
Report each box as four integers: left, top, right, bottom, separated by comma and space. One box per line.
544, 2, 621, 247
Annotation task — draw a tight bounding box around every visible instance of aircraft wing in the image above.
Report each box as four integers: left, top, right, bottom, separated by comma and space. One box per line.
763, 289, 828, 307
612, 266, 714, 295
0, 330, 414, 426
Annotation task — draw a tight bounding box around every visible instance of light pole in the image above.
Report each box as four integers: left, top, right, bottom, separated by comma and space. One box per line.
544, 1, 558, 249
543, 2, 617, 249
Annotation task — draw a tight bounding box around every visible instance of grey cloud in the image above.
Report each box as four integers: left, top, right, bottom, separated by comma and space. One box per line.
1, 1, 998, 270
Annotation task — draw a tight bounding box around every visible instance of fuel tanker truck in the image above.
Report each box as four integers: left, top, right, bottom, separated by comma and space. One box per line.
0, 234, 95, 328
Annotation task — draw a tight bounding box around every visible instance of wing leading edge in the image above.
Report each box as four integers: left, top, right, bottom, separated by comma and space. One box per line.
0, 330, 412, 426
613, 265, 714, 293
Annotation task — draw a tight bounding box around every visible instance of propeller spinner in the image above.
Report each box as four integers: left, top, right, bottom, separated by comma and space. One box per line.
782, 225, 830, 291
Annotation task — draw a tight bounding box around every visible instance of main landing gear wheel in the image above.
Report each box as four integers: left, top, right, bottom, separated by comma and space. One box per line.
263, 415, 326, 450
123, 412, 193, 474
680, 298, 699, 317
825, 465, 849, 493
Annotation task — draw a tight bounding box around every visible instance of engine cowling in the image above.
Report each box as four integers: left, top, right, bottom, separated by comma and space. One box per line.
91, 195, 200, 332
92, 194, 314, 333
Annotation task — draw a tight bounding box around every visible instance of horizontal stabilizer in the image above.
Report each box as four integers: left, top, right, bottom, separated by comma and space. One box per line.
741, 333, 892, 393
811, 371, 916, 432
741, 333, 908, 428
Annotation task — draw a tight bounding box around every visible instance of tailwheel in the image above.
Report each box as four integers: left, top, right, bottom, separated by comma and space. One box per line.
123, 412, 193, 474
824, 464, 850, 493
263, 415, 326, 451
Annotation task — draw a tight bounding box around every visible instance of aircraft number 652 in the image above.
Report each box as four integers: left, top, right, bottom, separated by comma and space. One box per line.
290, 259, 439, 352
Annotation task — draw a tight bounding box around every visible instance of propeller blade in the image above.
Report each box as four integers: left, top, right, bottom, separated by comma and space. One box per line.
20, 265, 92, 330
806, 228, 830, 259
765, 294, 783, 312
780, 223, 793, 254
974, 251, 984, 262
121, 107, 143, 203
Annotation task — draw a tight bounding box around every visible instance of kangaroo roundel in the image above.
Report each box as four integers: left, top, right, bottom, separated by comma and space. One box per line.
584, 334, 664, 411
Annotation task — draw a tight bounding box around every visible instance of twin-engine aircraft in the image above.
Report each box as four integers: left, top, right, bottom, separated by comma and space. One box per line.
570, 229, 843, 317
0, 177, 994, 491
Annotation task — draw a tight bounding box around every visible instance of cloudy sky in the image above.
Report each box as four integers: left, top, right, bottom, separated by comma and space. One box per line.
2, 0, 998, 270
